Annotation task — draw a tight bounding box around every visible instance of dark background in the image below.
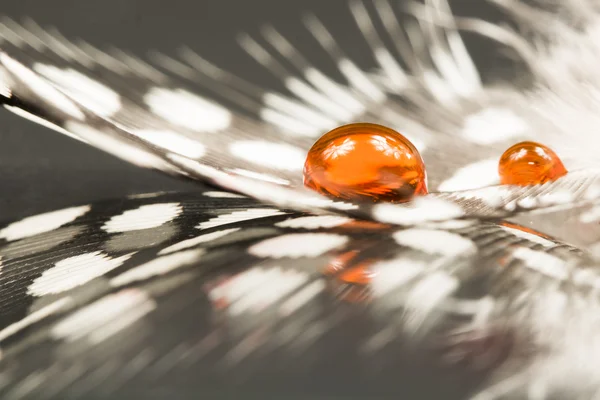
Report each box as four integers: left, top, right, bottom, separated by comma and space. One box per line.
0, 0, 496, 221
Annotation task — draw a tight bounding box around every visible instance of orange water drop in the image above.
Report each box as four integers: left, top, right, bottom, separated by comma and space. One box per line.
304, 123, 428, 202
498, 141, 567, 186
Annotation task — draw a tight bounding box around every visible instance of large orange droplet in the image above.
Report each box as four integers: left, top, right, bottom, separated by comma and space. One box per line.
304, 123, 428, 202
498, 141, 567, 186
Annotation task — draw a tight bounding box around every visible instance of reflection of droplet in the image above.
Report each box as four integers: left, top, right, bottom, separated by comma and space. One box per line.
498, 141, 567, 186
304, 123, 428, 202
337, 265, 375, 286
339, 220, 391, 231
324, 250, 377, 303
499, 221, 553, 240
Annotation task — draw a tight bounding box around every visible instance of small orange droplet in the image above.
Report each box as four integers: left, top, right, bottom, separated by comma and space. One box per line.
498, 141, 567, 186
304, 123, 428, 203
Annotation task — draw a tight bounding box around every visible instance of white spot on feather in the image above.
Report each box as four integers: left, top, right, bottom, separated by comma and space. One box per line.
197, 209, 285, 230
0, 205, 90, 241
517, 196, 537, 209
452, 186, 512, 208
260, 107, 322, 137
276, 215, 353, 229
580, 206, 600, 224
102, 203, 182, 233
229, 141, 306, 171
373, 198, 464, 225
263, 92, 336, 130
438, 159, 500, 192
512, 248, 568, 280
403, 272, 459, 333
371, 258, 426, 298
145, 88, 231, 132
0, 54, 84, 120
203, 191, 246, 199
110, 249, 204, 286
132, 130, 206, 159
536, 191, 574, 207
585, 185, 600, 201
127, 192, 167, 199
422, 219, 476, 230
249, 233, 348, 258
285, 76, 355, 121
304, 67, 365, 115
394, 229, 476, 257
159, 228, 240, 255
0, 66, 11, 98
338, 58, 386, 102
301, 197, 359, 211
229, 168, 291, 185
28, 252, 134, 296
34, 65, 122, 117
51, 289, 155, 344
66, 122, 175, 170
462, 107, 527, 144
208, 266, 310, 315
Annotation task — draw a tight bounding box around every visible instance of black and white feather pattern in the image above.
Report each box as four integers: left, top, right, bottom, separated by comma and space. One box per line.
0, 189, 596, 399
3, 0, 600, 224
1, 0, 600, 399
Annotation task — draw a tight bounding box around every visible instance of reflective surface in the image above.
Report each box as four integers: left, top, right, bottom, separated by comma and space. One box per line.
0, 190, 594, 400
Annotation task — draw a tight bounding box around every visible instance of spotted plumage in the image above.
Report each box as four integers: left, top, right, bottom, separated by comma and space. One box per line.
0, 188, 589, 399
1, 1, 600, 399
